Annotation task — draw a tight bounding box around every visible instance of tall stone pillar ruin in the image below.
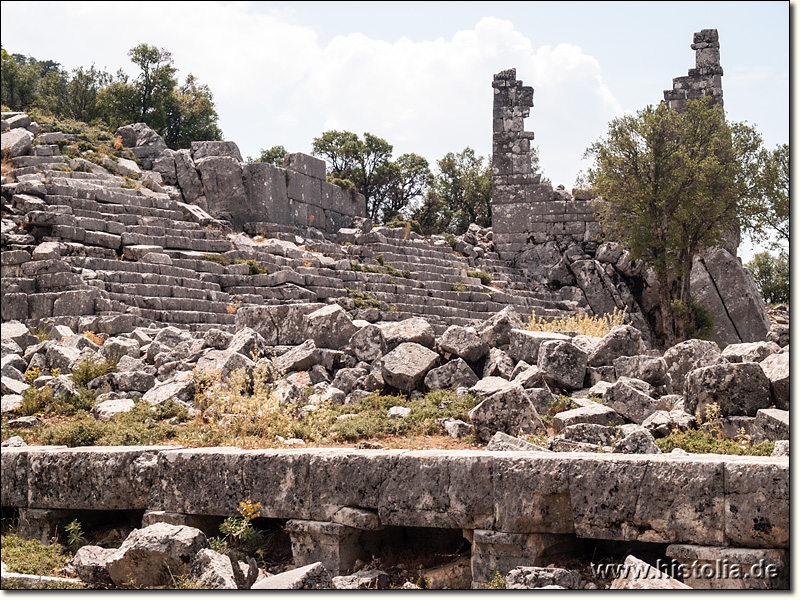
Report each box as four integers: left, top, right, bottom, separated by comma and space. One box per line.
491, 69, 600, 260
663, 28, 723, 109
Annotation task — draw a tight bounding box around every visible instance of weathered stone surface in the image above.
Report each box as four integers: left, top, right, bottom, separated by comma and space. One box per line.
477, 306, 524, 348
439, 417, 473, 439
603, 377, 661, 424
771, 440, 789, 457
642, 410, 696, 438
91, 397, 136, 421
665, 544, 788, 590
588, 325, 647, 367
701, 247, 771, 343
721, 341, 781, 363
424, 357, 478, 391
468, 383, 545, 441
236, 304, 317, 347
766, 324, 789, 347
684, 362, 771, 417
759, 352, 789, 410
438, 325, 489, 362
332, 569, 389, 590
68, 545, 117, 586
1, 128, 34, 158
506, 566, 583, 589
305, 304, 357, 349
348, 324, 385, 362
481, 347, 515, 379
612, 428, 661, 454
690, 255, 742, 347
486, 431, 549, 452
537, 340, 587, 391
469, 376, 513, 397
419, 557, 471, 590
750, 408, 789, 443
552, 403, 623, 433
252, 562, 332, 590
663, 338, 725, 395
116, 123, 168, 159
142, 376, 195, 406
107, 523, 209, 587
380, 318, 435, 350
190, 548, 238, 589
509, 330, 569, 364
381, 342, 439, 392
275, 340, 319, 373
724, 459, 788, 549
511, 364, 547, 389
610, 555, 691, 589
613, 355, 667, 387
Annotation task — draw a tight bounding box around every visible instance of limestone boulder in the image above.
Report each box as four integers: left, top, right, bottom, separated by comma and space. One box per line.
509, 329, 570, 365
92, 397, 136, 421
552, 403, 623, 433
195, 155, 248, 225
613, 355, 668, 387
106, 523, 209, 588
610, 555, 691, 589
1, 128, 34, 158
252, 562, 332, 590
226, 327, 268, 359
275, 340, 319, 374
235, 305, 313, 347
537, 340, 587, 391
604, 377, 661, 424
506, 566, 583, 589
486, 431, 549, 452
750, 408, 789, 443
381, 342, 439, 392
482, 347, 515, 379
195, 349, 254, 380
305, 304, 357, 349
439, 418, 473, 439
642, 410, 696, 438
758, 352, 789, 410
721, 341, 781, 364
588, 325, 647, 367
142, 376, 195, 406
663, 338, 726, 395
476, 306, 524, 348
424, 358, 478, 391
511, 364, 547, 389
348, 324, 386, 362
468, 383, 545, 441
69, 545, 118, 586
438, 325, 489, 363
612, 428, 661, 454
767, 324, 790, 347
468, 376, 512, 397
380, 318, 435, 351
684, 362, 771, 417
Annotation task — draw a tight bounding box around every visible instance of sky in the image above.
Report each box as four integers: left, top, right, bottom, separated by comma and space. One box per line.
0, 1, 790, 259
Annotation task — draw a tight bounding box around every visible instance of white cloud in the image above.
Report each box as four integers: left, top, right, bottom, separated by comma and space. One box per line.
1, 4, 624, 186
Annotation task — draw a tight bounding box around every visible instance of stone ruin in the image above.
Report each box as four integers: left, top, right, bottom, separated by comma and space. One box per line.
664, 28, 724, 110
0, 29, 789, 590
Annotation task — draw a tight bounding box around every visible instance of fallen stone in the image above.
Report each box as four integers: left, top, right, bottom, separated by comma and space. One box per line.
438, 325, 489, 362
721, 341, 781, 363
612, 428, 661, 454
380, 318, 435, 350
1, 128, 34, 158
381, 342, 439, 392
1, 435, 26, 447
106, 523, 209, 588
190, 548, 238, 589
424, 358, 478, 391
387, 405, 411, 419
468, 382, 545, 442
506, 566, 583, 589
642, 410, 696, 438
684, 362, 772, 417
275, 340, 319, 373
750, 409, 789, 443
603, 377, 661, 424
226, 327, 268, 359
468, 376, 511, 397
477, 306, 524, 348
511, 364, 547, 389
772, 440, 789, 457
331, 569, 389, 590
420, 557, 471, 589
348, 324, 386, 362
759, 352, 789, 410
486, 431, 549, 452
509, 329, 570, 364
195, 349, 254, 380
613, 355, 668, 387
142, 376, 195, 406
305, 304, 358, 349
69, 545, 117, 586
552, 403, 624, 433
251, 562, 332, 590
537, 340, 587, 391
92, 398, 136, 421
439, 418, 473, 439
610, 555, 691, 589
663, 338, 725, 395
588, 325, 647, 367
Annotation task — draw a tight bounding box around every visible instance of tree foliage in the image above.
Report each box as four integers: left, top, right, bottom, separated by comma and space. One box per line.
746, 251, 789, 305
249, 145, 288, 166
585, 99, 759, 345
740, 142, 789, 250
413, 148, 492, 235
312, 130, 431, 223
1, 44, 221, 150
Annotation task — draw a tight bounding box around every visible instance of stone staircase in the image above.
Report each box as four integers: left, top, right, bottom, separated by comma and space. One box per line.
2, 148, 588, 337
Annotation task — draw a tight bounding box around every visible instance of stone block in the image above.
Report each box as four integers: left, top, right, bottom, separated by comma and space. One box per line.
285, 520, 365, 576
283, 153, 327, 181
470, 530, 581, 583
610, 555, 691, 589
665, 544, 788, 589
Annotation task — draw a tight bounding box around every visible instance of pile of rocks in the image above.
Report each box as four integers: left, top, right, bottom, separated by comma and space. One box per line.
2, 297, 789, 452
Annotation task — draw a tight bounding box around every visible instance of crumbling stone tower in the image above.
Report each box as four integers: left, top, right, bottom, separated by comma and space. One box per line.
491, 69, 599, 259
663, 28, 723, 109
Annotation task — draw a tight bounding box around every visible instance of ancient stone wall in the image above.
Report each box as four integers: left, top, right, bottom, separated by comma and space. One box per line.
490, 69, 599, 259
663, 29, 724, 110
149, 139, 366, 233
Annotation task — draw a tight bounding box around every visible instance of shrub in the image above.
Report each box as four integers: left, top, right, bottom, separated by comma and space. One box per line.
467, 269, 492, 286
451, 280, 465, 292
1, 531, 71, 576
233, 258, 268, 275
71, 354, 118, 388
201, 253, 232, 266
656, 429, 773, 456
527, 307, 627, 337
345, 288, 382, 310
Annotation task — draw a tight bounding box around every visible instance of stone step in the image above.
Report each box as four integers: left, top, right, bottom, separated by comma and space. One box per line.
103, 291, 235, 315
43, 194, 185, 223
10, 155, 66, 168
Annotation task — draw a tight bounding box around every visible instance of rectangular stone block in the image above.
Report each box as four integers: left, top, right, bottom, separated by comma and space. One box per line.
724, 458, 788, 548
282, 152, 327, 181
666, 544, 788, 590
471, 530, 581, 583
526, 184, 553, 203
286, 519, 365, 576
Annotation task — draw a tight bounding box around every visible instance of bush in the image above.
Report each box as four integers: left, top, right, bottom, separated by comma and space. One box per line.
467, 269, 492, 286
0, 532, 71, 576
71, 355, 118, 388
656, 429, 774, 456
201, 252, 232, 266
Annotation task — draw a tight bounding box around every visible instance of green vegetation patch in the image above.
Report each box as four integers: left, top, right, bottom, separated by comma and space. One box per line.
1, 532, 71, 576
656, 429, 774, 456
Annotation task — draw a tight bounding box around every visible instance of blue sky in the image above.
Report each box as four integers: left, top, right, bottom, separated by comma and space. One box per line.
1, 1, 790, 258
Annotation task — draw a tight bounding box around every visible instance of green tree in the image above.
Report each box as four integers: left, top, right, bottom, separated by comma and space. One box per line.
35, 68, 69, 116
162, 73, 222, 149
312, 131, 428, 222
128, 43, 177, 131
64, 65, 110, 123
250, 145, 288, 165
585, 99, 757, 346
95, 75, 138, 128
741, 143, 789, 250
0, 50, 39, 110
414, 148, 491, 235
746, 251, 789, 305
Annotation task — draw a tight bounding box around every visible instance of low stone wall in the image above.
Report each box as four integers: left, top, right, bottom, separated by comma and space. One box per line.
2, 446, 788, 551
